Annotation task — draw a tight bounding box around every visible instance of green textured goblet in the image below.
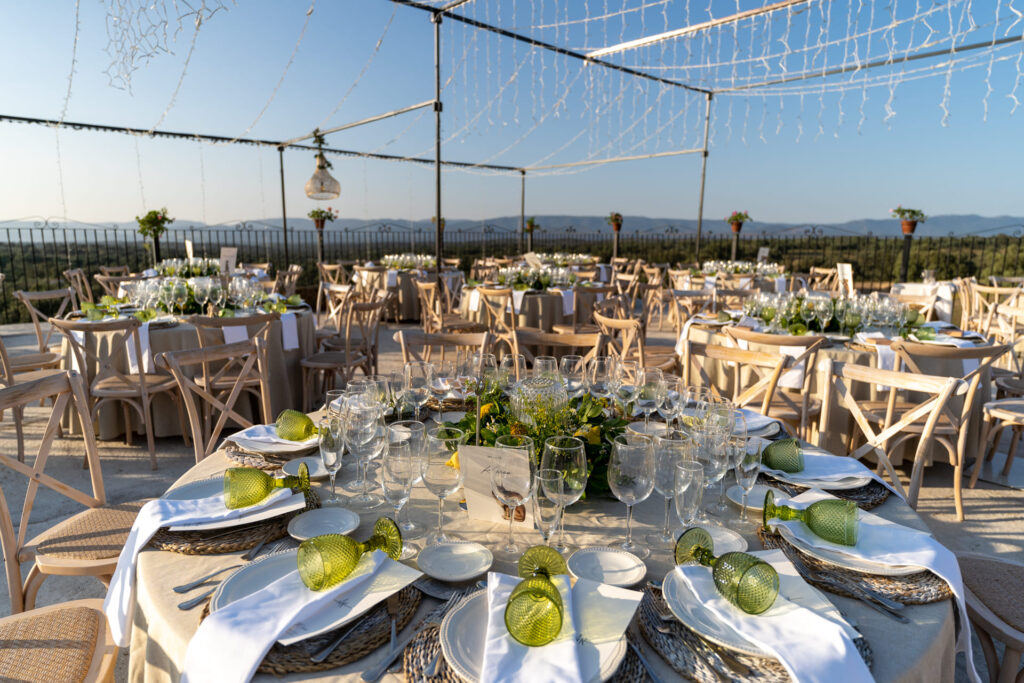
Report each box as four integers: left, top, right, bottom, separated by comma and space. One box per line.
760, 438, 804, 473
674, 528, 779, 615
223, 463, 310, 509
504, 545, 567, 646
297, 517, 404, 591
762, 490, 859, 546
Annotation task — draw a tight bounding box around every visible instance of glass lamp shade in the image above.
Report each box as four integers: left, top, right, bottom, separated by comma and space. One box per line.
305, 160, 341, 200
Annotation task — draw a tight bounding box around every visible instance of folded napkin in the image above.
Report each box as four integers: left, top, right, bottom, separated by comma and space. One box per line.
387, 270, 398, 287
737, 409, 782, 437
103, 487, 297, 646
674, 549, 872, 683
559, 289, 574, 317
509, 289, 528, 314
222, 325, 249, 345
703, 274, 717, 290
468, 288, 481, 312
854, 332, 896, 371
774, 490, 980, 683
675, 317, 700, 355
759, 442, 899, 493
142, 268, 158, 277
69, 330, 86, 373
596, 264, 612, 283
231, 424, 318, 447
911, 334, 980, 376
774, 276, 787, 293
180, 551, 387, 683
280, 312, 299, 351
126, 321, 153, 374
778, 345, 806, 390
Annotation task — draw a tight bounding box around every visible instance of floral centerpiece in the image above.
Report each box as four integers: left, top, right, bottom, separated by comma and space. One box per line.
891, 206, 926, 235
157, 258, 220, 277
534, 252, 598, 268
700, 260, 783, 277
136, 208, 174, 264
380, 253, 437, 270
446, 384, 628, 498
494, 266, 576, 290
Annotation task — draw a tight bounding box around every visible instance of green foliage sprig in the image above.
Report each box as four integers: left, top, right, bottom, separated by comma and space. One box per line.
891, 206, 927, 222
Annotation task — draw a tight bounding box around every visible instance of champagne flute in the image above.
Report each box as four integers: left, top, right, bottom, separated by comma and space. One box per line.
648, 430, 693, 545
674, 461, 705, 530
559, 355, 586, 399
404, 361, 432, 421
491, 440, 535, 556
382, 442, 419, 559
389, 420, 426, 539
422, 427, 465, 544
318, 415, 343, 507
732, 448, 760, 529
608, 434, 655, 559
533, 469, 563, 547
540, 436, 587, 555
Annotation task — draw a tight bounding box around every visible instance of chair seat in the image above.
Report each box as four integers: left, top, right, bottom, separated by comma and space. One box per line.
93, 374, 177, 396
958, 554, 1024, 632
25, 499, 149, 567
11, 368, 67, 384
440, 316, 486, 333
0, 601, 107, 683
983, 398, 1024, 424
766, 396, 823, 422
551, 323, 600, 335
859, 400, 958, 432
996, 376, 1024, 396
7, 351, 61, 370
301, 351, 368, 370
194, 373, 261, 391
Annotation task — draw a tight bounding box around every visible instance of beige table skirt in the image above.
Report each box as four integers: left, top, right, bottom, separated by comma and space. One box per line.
61, 311, 316, 440
129, 439, 955, 683
458, 290, 568, 333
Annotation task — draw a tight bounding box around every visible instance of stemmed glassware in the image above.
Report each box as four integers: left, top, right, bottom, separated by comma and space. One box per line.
381, 440, 419, 559
674, 527, 779, 615
172, 278, 189, 316
532, 469, 563, 547
800, 299, 817, 330
559, 355, 586, 399
422, 427, 465, 545
429, 360, 455, 423
815, 299, 833, 333
317, 415, 344, 507
297, 518, 403, 591
533, 356, 558, 378
540, 436, 587, 555
763, 490, 859, 545
404, 361, 432, 421
704, 402, 736, 517
674, 461, 705, 529
587, 356, 614, 400
732, 448, 760, 529
608, 434, 655, 559
389, 420, 426, 539
343, 397, 385, 512
491, 435, 536, 556
223, 463, 309, 509
613, 359, 640, 412
636, 368, 667, 427
504, 546, 567, 646
647, 431, 692, 545
499, 354, 527, 390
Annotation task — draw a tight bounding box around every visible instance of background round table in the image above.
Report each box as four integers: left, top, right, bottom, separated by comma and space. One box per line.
458, 289, 568, 332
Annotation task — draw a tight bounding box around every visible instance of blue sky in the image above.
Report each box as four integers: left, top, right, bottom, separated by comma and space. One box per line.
1, 0, 1022, 228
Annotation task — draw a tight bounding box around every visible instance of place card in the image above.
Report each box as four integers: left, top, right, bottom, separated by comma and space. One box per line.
185, 239, 194, 259
219, 246, 237, 274
459, 445, 534, 526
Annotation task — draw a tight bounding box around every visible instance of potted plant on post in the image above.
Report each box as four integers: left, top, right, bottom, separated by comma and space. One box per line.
136, 208, 174, 266
607, 212, 623, 260
525, 216, 538, 252
726, 210, 751, 234
891, 206, 927, 235
308, 206, 338, 264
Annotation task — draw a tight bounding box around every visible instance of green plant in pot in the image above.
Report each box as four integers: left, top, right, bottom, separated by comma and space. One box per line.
136, 208, 174, 265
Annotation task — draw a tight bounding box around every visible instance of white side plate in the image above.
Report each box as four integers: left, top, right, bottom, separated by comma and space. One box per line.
287, 507, 360, 541
567, 547, 646, 587
282, 456, 329, 480
417, 542, 493, 582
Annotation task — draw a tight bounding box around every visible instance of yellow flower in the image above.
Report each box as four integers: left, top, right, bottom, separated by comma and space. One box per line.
445, 450, 460, 470
574, 425, 602, 446
480, 402, 495, 418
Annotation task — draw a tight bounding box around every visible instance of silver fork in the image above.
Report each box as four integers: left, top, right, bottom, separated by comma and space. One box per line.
173, 565, 242, 593
178, 587, 217, 610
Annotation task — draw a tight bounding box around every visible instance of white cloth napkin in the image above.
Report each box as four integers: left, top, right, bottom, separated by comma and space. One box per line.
222, 325, 248, 345
142, 268, 158, 277
775, 276, 787, 293
386, 270, 398, 287
180, 552, 387, 683
737, 408, 782, 437
738, 276, 754, 289
675, 317, 700, 355
69, 330, 86, 373
126, 321, 153, 374
759, 445, 899, 495
280, 312, 299, 351
704, 274, 717, 290
596, 264, 612, 283
509, 289, 528, 314
559, 289, 575, 316
778, 345, 806, 390
774, 490, 981, 683
231, 424, 318, 447
911, 334, 980, 376
468, 288, 481, 312
854, 332, 896, 371
674, 550, 873, 683
103, 488, 297, 647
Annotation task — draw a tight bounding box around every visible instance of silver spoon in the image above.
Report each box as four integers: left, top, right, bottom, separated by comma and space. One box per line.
177, 587, 216, 610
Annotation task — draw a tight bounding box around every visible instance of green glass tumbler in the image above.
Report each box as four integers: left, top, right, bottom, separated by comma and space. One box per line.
674, 528, 779, 615
762, 490, 859, 546
223, 463, 310, 509
760, 438, 804, 473
504, 545, 567, 646
297, 517, 404, 591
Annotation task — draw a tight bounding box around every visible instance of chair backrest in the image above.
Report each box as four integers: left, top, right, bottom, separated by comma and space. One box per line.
438, 270, 465, 313
318, 283, 355, 338
593, 309, 662, 368
0, 371, 104, 613
442, 257, 461, 269
713, 288, 758, 312
241, 262, 271, 273
476, 287, 517, 342
49, 316, 159, 396
890, 292, 938, 322
156, 338, 271, 462
353, 266, 387, 300
514, 330, 607, 365
807, 266, 838, 291
317, 262, 347, 286
414, 279, 445, 334
276, 264, 303, 296
680, 339, 790, 415
972, 283, 1024, 334
952, 277, 978, 330
342, 294, 391, 363
187, 312, 279, 349
63, 268, 94, 305
394, 330, 493, 365
817, 359, 966, 499
670, 290, 714, 336
14, 288, 77, 352
471, 260, 498, 282
99, 265, 130, 277
93, 273, 144, 299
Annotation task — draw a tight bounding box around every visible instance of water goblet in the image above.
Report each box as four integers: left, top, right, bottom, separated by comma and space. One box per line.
297, 518, 403, 591
559, 355, 586, 399
760, 437, 804, 472
504, 546, 567, 646
762, 490, 859, 545
608, 434, 655, 559
636, 368, 667, 428
587, 356, 614, 400
533, 469, 563, 547
613, 359, 640, 411
540, 436, 587, 555
647, 430, 693, 545
491, 446, 535, 556
499, 354, 527, 389
429, 360, 455, 422
533, 356, 558, 378
223, 463, 309, 509
404, 361, 432, 421
422, 427, 465, 544
674, 528, 779, 615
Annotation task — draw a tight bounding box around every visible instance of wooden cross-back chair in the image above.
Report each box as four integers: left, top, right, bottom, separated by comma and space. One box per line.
49, 317, 186, 469
725, 327, 826, 439
443, 257, 461, 269
0, 370, 146, 617
572, 268, 598, 281
13, 288, 76, 362
715, 273, 757, 290
670, 290, 715, 337
984, 303, 1024, 392
475, 287, 530, 355
806, 266, 838, 292
956, 551, 1024, 683
275, 264, 303, 296
414, 279, 484, 336
713, 288, 758, 313
63, 268, 94, 305
592, 309, 677, 372
93, 274, 144, 299
394, 330, 493, 365
315, 263, 347, 315
98, 265, 130, 277
970, 283, 1023, 334
0, 334, 66, 462
890, 292, 938, 322
551, 285, 616, 335
952, 277, 978, 331
514, 330, 608, 366
471, 260, 498, 282
241, 262, 271, 274
817, 359, 966, 503
680, 339, 791, 416
439, 269, 466, 312
316, 282, 355, 348
157, 339, 271, 463
352, 265, 387, 300
884, 339, 1008, 519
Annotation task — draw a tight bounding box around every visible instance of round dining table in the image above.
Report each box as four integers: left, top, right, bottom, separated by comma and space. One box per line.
128, 434, 957, 683
458, 289, 569, 333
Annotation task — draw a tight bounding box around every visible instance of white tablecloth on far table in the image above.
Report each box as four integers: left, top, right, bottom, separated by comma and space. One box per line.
891, 281, 957, 323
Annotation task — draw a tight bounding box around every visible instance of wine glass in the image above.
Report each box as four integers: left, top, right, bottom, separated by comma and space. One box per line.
648, 430, 693, 545
732, 447, 760, 530
540, 436, 587, 555
636, 368, 667, 428
404, 361, 432, 421
344, 399, 385, 511
815, 299, 833, 333
422, 427, 465, 544
318, 415, 344, 507
388, 420, 426, 539
382, 441, 419, 559
533, 469, 563, 547
587, 356, 614, 400
559, 355, 586, 399
500, 354, 527, 389
608, 434, 655, 559
674, 461, 705, 530
613, 359, 640, 412
429, 360, 455, 423
533, 356, 558, 378
491, 441, 536, 556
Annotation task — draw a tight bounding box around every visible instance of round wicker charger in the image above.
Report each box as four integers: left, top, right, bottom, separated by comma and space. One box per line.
757, 473, 891, 510
149, 489, 319, 555
638, 586, 873, 682
224, 444, 297, 471
757, 526, 953, 604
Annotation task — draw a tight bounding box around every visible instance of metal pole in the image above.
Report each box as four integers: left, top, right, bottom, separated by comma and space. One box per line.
900, 233, 912, 283
278, 147, 290, 265
519, 170, 526, 254
694, 92, 713, 262
433, 12, 443, 277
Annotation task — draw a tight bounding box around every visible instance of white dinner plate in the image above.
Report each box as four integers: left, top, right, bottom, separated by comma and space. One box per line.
693, 315, 731, 326
726, 484, 784, 512
776, 524, 921, 577
287, 507, 360, 541
439, 590, 627, 683
417, 542, 493, 582
229, 424, 319, 454
282, 456, 329, 480
567, 547, 646, 587
768, 471, 873, 491
673, 524, 748, 554
162, 477, 222, 501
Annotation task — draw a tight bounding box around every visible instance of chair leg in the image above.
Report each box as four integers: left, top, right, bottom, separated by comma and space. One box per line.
21, 565, 46, 612
953, 444, 965, 522
13, 406, 24, 463
1002, 425, 1022, 477
970, 417, 999, 489
143, 398, 158, 470
122, 402, 133, 446
1000, 646, 1023, 683
301, 367, 311, 413
174, 395, 191, 447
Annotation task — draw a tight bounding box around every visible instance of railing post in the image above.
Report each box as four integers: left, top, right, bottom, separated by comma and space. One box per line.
900, 233, 912, 283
